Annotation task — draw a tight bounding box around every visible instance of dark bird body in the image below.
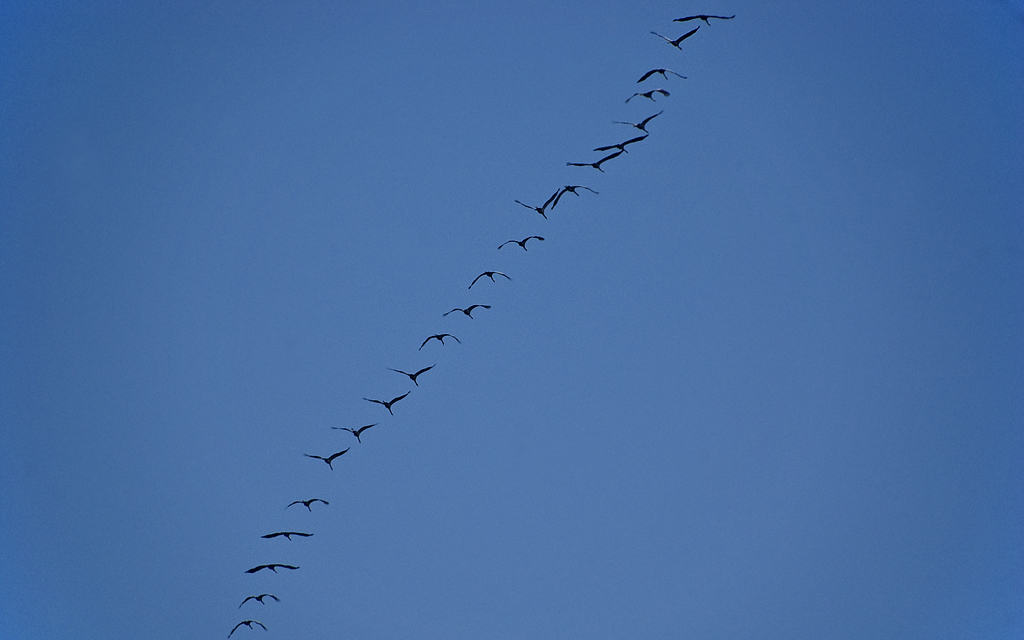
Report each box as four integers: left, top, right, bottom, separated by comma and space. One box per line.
229, 620, 266, 637
498, 236, 544, 251
286, 498, 328, 511
239, 594, 279, 608
567, 149, 623, 172
626, 89, 669, 104
594, 134, 648, 153
261, 531, 313, 541
638, 68, 686, 83
514, 190, 558, 219
674, 14, 735, 24
614, 110, 663, 133
363, 391, 410, 414
651, 26, 700, 49
419, 334, 461, 350
304, 448, 350, 469
551, 185, 599, 209
389, 363, 435, 384
334, 422, 378, 442
245, 564, 299, 574
468, 271, 510, 289
444, 304, 492, 317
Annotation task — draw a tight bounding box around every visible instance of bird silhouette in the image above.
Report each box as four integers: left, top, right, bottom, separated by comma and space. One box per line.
261, 531, 313, 541
239, 594, 279, 608
304, 448, 350, 469
551, 185, 598, 209
286, 498, 328, 512
244, 564, 299, 574
388, 364, 435, 384
229, 620, 266, 637
567, 149, 623, 172
363, 391, 411, 414
651, 26, 700, 49
594, 134, 648, 153
418, 334, 461, 350
673, 14, 734, 24
638, 68, 686, 83
613, 110, 663, 133
626, 89, 669, 103
498, 236, 544, 251
469, 271, 511, 289
514, 190, 559, 219
333, 423, 378, 443
444, 304, 492, 317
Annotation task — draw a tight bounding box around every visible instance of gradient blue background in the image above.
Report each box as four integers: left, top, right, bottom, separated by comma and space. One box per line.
2, 2, 1022, 639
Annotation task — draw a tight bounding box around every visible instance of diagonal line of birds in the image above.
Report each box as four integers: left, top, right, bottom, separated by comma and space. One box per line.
224, 12, 733, 637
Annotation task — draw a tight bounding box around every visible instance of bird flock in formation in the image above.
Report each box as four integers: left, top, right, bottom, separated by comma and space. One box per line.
225, 11, 733, 637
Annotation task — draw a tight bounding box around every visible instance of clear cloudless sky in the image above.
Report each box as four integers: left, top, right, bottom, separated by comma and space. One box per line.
1, 2, 1022, 639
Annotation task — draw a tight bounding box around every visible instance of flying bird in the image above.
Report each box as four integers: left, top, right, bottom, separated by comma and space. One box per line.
286, 498, 328, 511
363, 391, 411, 414
498, 236, 544, 251
613, 110, 663, 133
637, 68, 686, 83
673, 14, 735, 24
468, 271, 511, 289
244, 564, 299, 574
333, 423, 378, 443
261, 531, 313, 541
650, 26, 700, 49
304, 448, 350, 469
444, 304, 492, 317
389, 363, 435, 384
239, 594, 279, 608
567, 149, 623, 172
626, 89, 669, 103
418, 334, 461, 350
229, 621, 266, 637
551, 185, 598, 209
514, 190, 559, 219
594, 134, 648, 153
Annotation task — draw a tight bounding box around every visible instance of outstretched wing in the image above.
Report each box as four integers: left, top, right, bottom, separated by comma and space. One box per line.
639, 110, 663, 128
355, 423, 378, 436
541, 188, 560, 211
637, 69, 660, 83
673, 26, 700, 45
327, 448, 351, 462
413, 365, 435, 376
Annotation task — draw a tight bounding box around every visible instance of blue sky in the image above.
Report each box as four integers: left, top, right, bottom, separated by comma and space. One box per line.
2, 2, 1022, 639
